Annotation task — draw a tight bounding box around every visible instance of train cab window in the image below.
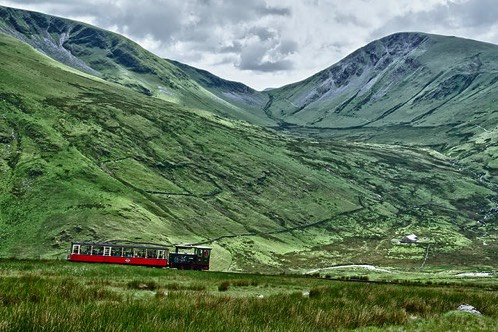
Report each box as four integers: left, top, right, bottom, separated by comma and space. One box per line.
201, 249, 211, 264
71, 244, 81, 255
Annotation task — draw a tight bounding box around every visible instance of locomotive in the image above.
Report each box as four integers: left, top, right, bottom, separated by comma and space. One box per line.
68, 241, 211, 270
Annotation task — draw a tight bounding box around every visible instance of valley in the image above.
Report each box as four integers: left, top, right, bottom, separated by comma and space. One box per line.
0, 5, 497, 274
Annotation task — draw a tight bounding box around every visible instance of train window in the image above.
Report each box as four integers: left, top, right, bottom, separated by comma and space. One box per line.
123, 248, 133, 257
157, 250, 165, 259
146, 250, 156, 258
103, 247, 112, 256
71, 244, 80, 255
134, 248, 146, 258
93, 246, 104, 255
111, 247, 122, 257
81, 245, 92, 255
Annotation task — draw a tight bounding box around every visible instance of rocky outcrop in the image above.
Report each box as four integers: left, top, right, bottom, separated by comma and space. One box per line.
457, 304, 481, 315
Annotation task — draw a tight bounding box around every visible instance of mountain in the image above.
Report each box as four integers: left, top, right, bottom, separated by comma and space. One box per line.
265, 32, 498, 188
3, 5, 498, 147
265, 32, 498, 144
0, 5, 273, 126
0, 6, 497, 272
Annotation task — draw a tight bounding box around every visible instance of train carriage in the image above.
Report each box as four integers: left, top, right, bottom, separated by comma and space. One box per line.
69, 242, 169, 268
68, 242, 212, 270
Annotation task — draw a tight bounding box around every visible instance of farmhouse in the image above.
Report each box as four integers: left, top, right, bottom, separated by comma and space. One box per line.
400, 234, 418, 243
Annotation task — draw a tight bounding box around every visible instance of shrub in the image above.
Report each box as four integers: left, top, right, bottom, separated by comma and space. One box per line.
218, 281, 230, 292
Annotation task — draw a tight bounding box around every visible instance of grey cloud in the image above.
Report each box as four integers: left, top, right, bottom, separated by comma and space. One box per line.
448, 0, 498, 27
371, 0, 498, 40
249, 59, 293, 72
214, 55, 238, 65
237, 39, 296, 72
278, 40, 298, 55
7, 0, 67, 4
188, 0, 290, 26
249, 27, 277, 41
238, 43, 268, 69
219, 41, 243, 53
238, 56, 293, 72
257, 5, 291, 16
334, 13, 365, 26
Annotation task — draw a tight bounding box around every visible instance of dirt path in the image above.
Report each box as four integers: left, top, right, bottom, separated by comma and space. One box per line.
191, 206, 365, 246
306, 264, 392, 274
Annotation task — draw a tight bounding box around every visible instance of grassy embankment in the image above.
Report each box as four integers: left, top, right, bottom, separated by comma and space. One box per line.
0, 259, 497, 331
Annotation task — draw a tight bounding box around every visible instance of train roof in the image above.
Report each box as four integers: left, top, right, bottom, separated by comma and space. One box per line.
71, 242, 211, 250
72, 241, 170, 250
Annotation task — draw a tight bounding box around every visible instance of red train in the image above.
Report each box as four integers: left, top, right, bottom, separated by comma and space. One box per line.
68, 241, 212, 270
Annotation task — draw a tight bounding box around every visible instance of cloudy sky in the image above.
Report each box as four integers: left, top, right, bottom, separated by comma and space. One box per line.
1, 0, 498, 90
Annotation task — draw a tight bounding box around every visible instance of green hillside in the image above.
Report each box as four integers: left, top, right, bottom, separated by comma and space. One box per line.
1, 31, 497, 272
0, 5, 272, 126
264, 32, 498, 198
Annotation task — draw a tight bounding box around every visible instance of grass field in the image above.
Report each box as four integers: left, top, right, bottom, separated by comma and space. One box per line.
0, 259, 497, 331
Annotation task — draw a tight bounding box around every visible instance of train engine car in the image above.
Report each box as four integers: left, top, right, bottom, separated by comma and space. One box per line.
168, 245, 212, 270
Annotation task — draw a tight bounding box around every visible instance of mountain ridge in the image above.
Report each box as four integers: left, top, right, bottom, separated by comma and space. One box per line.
3, 4, 498, 145
265, 32, 498, 130
0, 5, 275, 126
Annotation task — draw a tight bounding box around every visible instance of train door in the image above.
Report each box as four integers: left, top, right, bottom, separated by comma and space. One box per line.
201, 249, 211, 267
71, 244, 81, 255
157, 250, 166, 260
103, 246, 112, 256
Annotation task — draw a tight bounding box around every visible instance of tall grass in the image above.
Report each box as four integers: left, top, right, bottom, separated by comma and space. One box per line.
0, 266, 497, 331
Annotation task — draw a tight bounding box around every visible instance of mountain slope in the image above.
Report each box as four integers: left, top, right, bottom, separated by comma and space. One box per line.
167, 59, 270, 121
3, 4, 497, 146
266, 32, 498, 132
1, 32, 497, 271
0, 5, 273, 126
265, 32, 498, 189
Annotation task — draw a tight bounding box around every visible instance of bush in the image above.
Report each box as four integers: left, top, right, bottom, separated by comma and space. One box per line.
218, 281, 230, 292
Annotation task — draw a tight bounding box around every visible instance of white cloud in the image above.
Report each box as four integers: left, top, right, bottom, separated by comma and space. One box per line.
1, 0, 497, 90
